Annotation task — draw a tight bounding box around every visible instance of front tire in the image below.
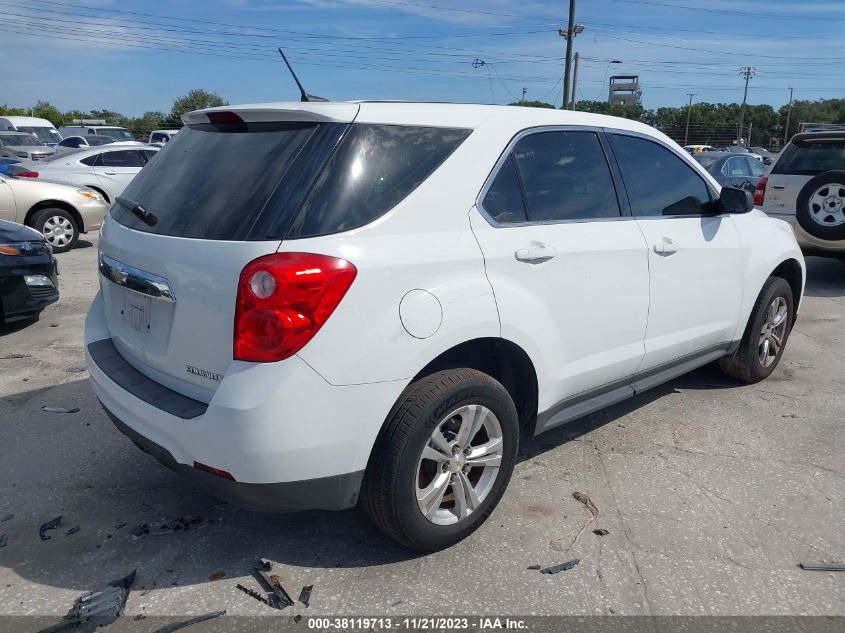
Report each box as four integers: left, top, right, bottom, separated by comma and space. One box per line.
719, 276, 794, 383
361, 369, 518, 551
31, 208, 78, 253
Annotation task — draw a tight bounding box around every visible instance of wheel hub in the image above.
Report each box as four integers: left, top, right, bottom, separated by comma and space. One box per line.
447, 451, 466, 473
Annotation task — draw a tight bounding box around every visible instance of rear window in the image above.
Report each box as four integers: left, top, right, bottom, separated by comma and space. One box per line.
111, 122, 343, 240
774, 138, 845, 175
286, 124, 470, 239
693, 155, 719, 169
111, 122, 470, 241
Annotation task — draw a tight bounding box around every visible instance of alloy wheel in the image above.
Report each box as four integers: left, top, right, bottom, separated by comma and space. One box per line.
758, 296, 788, 368
808, 183, 845, 227
415, 404, 503, 526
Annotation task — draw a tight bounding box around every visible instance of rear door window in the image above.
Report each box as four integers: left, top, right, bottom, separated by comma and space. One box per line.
723, 156, 750, 177
510, 131, 620, 222
286, 124, 470, 239
774, 138, 845, 175
100, 150, 144, 167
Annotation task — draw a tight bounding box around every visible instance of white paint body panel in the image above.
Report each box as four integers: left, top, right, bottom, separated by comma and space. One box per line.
85, 101, 805, 489
634, 215, 743, 370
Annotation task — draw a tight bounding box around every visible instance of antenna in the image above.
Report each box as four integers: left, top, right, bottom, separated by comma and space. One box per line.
278, 48, 328, 103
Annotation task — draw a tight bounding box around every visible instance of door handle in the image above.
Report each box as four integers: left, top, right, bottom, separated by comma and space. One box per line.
103, 170, 118, 175
653, 237, 679, 256
514, 242, 556, 264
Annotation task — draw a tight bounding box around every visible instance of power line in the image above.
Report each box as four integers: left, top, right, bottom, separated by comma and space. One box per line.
608, 0, 845, 22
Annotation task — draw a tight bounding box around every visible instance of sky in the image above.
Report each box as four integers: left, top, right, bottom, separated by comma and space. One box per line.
1, 0, 844, 116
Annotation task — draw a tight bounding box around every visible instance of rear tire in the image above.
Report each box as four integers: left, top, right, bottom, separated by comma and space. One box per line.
719, 276, 794, 383
31, 208, 78, 253
361, 369, 518, 551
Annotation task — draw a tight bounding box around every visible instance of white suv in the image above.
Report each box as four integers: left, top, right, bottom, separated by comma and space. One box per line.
756, 131, 845, 255
85, 102, 804, 550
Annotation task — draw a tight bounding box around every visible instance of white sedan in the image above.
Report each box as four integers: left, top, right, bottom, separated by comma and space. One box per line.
16, 145, 159, 203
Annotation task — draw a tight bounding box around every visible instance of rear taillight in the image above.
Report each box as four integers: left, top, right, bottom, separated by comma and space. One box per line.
234, 252, 357, 363
753, 176, 767, 206
16, 171, 38, 178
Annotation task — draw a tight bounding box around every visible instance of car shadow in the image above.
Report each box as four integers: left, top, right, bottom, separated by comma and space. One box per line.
802, 255, 845, 299
72, 239, 94, 250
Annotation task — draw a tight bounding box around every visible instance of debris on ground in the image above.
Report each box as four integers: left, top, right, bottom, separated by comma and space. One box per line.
573, 491, 598, 516
209, 571, 226, 581
254, 558, 296, 609
0, 514, 12, 523
152, 610, 226, 633
799, 562, 845, 572
39, 516, 62, 540
593, 528, 610, 536
298, 585, 313, 608
114, 520, 127, 529
65, 526, 80, 536
129, 516, 204, 539
551, 492, 600, 552
526, 564, 541, 570
66, 366, 87, 373
539, 559, 580, 575
37, 569, 136, 633
41, 406, 80, 414
0, 533, 7, 548
0, 353, 26, 360
235, 583, 273, 608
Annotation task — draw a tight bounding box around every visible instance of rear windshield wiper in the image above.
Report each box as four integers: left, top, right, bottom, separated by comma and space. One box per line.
116, 196, 158, 227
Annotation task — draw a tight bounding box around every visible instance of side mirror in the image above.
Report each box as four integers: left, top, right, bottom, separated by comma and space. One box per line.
718, 186, 754, 214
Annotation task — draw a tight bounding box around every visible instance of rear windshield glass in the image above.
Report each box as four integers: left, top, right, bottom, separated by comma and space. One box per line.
286, 124, 471, 239
110, 121, 470, 241
111, 122, 342, 240
774, 138, 845, 175
693, 156, 719, 169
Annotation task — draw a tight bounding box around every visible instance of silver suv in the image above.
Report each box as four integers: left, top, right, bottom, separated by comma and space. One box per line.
756, 131, 845, 255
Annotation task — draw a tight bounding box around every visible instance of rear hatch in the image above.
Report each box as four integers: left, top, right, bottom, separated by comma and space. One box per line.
97, 103, 359, 402
764, 134, 845, 214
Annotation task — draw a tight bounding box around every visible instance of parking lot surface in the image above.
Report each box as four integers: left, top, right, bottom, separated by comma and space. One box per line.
0, 234, 842, 619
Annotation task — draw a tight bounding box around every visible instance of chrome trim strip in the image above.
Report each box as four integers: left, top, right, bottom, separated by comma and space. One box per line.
98, 254, 176, 303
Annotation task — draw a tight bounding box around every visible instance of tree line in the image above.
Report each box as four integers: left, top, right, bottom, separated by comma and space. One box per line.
510, 98, 845, 149
4, 89, 843, 149
0, 89, 226, 140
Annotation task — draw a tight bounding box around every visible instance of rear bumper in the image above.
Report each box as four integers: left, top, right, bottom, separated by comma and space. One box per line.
84, 292, 407, 512
766, 212, 845, 254
104, 405, 364, 512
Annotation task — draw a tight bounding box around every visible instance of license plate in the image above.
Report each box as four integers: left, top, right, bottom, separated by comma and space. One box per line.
123, 292, 151, 332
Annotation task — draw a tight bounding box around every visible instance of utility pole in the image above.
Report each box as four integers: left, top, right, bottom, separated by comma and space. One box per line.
737, 66, 757, 146
684, 92, 696, 146
783, 86, 794, 145
570, 52, 580, 110
561, 0, 576, 109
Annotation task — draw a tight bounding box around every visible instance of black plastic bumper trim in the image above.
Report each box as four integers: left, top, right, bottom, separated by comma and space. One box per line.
103, 405, 365, 513
87, 338, 208, 420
